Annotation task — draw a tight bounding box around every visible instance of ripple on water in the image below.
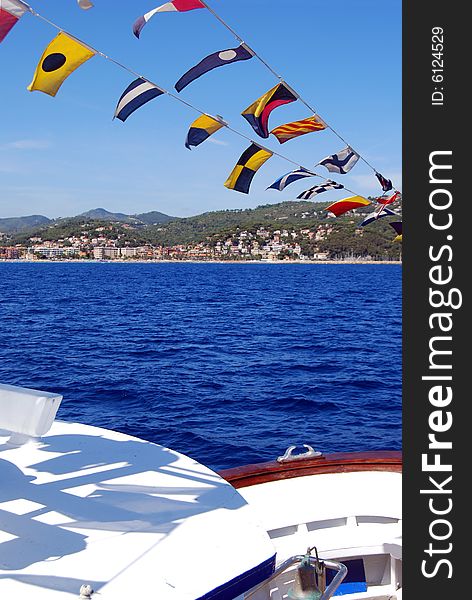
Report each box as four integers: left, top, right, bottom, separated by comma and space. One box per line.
0, 262, 402, 470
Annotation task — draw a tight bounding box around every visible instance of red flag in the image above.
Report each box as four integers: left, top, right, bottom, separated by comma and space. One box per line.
133, 0, 205, 38
172, 0, 205, 8
376, 191, 401, 205
0, 0, 28, 44
326, 196, 371, 217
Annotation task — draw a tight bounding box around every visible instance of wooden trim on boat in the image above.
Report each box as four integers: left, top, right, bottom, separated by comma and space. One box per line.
219, 451, 402, 489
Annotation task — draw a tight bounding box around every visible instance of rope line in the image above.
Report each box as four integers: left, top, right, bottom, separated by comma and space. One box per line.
22, 2, 392, 203
200, 0, 396, 186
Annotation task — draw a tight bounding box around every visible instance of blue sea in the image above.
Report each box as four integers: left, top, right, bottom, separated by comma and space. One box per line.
0, 262, 401, 471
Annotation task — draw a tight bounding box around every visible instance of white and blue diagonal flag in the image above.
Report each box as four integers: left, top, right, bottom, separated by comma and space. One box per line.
297, 179, 344, 200
359, 207, 397, 227
267, 167, 316, 191
318, 146, 360, 174
114, 78, 164, 122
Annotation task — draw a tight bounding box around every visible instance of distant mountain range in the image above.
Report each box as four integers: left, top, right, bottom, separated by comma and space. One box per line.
0, 208, 176, 234
0, 215, 52, 233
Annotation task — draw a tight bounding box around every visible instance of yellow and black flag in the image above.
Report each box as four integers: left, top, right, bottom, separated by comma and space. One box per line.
224, 143, 273, 194
390, 221, 402, 242
28, 32, 95, 97
185, 114, 224, 149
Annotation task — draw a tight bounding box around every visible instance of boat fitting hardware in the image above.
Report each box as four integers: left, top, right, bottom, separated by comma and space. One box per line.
287, 546, 327, 599
277, 445, 322, 463
246, 556, 346, 600
79, 584, 94, 599
308, 546, 326, 588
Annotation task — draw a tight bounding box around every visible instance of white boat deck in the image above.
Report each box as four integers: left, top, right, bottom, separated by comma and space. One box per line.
238, 471, 402, 559
238, 471, 402, 600
0, 419, 275, 599
0, 385, 402, 600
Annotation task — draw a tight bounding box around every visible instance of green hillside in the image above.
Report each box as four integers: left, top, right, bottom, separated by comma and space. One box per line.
0, 215, 52, 233
2, 200, 402, 260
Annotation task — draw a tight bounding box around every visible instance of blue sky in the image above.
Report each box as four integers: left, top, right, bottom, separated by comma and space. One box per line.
0, 0, 401, 219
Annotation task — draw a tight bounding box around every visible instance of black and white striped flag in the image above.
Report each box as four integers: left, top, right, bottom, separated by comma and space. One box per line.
297, 180, 344, 200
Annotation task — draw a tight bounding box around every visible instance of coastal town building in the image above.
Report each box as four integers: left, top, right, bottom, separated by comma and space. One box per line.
1, 216, 401, 262
27, 246, 79, 259
0, 247, 22, 260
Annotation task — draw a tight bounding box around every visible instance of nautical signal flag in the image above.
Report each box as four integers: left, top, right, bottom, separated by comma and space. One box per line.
297, 180, 344, 200
175, 44, 253, 93
390, 221, 402, 242
133, 0, 205, 38
375, 172, 393, 192
27, 32, 95, 97
376, 191, 401, 205
241, 83, 297, 139
267, 167, 316, 191
325, 196, 371, 217
185, 114, 224, 149
0, 0, 29, 44
359, 207, 397, 227
318, 146, 360, 174
114, 78, 165, 122
270, 115, 326, 144
224, 143, 273, 194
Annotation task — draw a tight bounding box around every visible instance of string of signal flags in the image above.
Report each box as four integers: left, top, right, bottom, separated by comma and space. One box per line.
0, 0, 402, 242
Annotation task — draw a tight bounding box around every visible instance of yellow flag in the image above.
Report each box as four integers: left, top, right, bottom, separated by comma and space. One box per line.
224, 143, 273, 194
28, 32, 95, 97
185, 114, 224, 149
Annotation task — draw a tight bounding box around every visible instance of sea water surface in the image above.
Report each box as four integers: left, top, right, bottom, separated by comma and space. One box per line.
0, 262, 401, 470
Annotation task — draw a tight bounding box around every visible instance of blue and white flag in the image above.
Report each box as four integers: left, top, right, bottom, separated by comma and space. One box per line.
297, 180, 344, 200
359, 207, 396, 227
114, 78, 164, 122
175, 44, 254, 93
267, 167, 316, 191
318, 146, 360, 174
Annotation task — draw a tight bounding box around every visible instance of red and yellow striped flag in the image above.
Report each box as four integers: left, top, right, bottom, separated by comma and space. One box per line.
270, 115, 326, 144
